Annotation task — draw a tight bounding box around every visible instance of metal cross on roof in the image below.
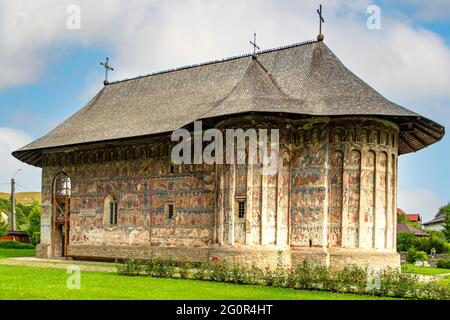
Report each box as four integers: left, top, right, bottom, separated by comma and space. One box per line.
100, 57, 114, 85
250, 32, 261, 57
317, 4, 325, 41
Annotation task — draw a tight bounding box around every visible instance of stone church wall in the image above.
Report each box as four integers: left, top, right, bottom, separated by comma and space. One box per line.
39, 142, 216, 258
37, 116, 400, 270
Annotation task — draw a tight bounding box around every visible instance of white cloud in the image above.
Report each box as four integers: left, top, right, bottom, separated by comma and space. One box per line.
1, 0, 449, 105
397, 0, 450, 22
329, 19, 450, 103
0, 128, 41, 193
397, 188, 442, 223
0, 0, 449, 204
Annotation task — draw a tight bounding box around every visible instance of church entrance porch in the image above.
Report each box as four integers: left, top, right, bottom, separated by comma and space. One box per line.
51, 173, 71, 258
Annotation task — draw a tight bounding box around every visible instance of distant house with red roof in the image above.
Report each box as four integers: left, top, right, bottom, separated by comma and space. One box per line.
397, 208, 422, 224
406, 214, 421, 223
396, 208, 428, 237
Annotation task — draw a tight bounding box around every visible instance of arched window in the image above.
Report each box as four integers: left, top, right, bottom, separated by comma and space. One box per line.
55, 173, 71, 197
104, 194, 118, 225
109, 196, 118, 225
53, 173, 71, 223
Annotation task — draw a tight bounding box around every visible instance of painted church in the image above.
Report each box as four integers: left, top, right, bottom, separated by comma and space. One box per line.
13, 39, 444, 270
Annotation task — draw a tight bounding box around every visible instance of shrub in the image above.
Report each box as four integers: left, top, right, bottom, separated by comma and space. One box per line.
209, 260, 228, 282
336, 265, 367, 293
29, 232, 40, 247
231, 264, 248, 284
0, 221, 8, 236
444, 243, 450, 254
292, 261, 314, 290
415, 235, 447, 254
436, 258, 450, 269
314, 266, 337, 292
27, 205, 41, 246
247, 265, 264, 285
397, 232, 416, 252
398, 232, 450, 254
144, 255, 159, 276
0, 240, 34, 249
415, 251, 429, 262
416, 281, 450, 300
118, 257, 450, 300
406, 248, 417, 263
406, 248, 428, 263
117, 258, 144, 276
395, 271, 420, 298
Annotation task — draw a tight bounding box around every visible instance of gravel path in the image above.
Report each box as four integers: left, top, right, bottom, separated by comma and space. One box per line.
0, 257, 119, 273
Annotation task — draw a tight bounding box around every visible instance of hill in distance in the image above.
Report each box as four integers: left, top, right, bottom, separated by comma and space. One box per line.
0, 192, 41, 205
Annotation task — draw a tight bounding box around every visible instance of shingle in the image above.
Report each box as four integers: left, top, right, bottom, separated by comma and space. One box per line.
12, 41, 445, 167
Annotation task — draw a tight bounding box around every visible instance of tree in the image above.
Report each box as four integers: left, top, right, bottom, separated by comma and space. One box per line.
440, 203, 450, 241
0, 198, 41, 243
0, 199, 10, 236
397, 232, 416, 252
0, 199, 9, 215
27, 201, 41, 246
0, 220, 7, 236
397, 213, 408, 224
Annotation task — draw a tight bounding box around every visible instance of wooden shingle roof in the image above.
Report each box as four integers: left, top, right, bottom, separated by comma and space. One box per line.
423, 213, 445, 226
13, 40, 445, 167
397, 223, 429, 237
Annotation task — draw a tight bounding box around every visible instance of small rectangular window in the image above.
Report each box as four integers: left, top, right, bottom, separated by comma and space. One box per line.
238, 201, 245, 219
167, 204, 174, 220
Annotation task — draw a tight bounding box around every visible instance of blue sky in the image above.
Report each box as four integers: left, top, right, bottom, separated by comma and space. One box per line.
0, 0, 449, 222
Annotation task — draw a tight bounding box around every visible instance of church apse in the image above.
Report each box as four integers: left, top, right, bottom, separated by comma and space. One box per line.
287, 118, 399, 261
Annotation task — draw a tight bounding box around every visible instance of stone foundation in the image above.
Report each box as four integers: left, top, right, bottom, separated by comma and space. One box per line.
36, 244, 51, 259
65, 244, 400, 270
328, 248, 401, 271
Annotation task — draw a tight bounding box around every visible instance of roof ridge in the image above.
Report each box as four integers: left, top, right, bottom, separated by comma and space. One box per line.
214, 58, 287, 104
109, 39, 317, 85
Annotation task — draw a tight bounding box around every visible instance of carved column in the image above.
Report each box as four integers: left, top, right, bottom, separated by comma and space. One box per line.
385, 150, 392, 250
392, 154, 398, 250
341, 146, 350, 248
217, 165, 225, 245
357, 149, 364, 249
275, 168, 283, 246
245, 163, 254, 245
373, 150, 380, 250
260, 172, 268, 245
228, 164, 236, 245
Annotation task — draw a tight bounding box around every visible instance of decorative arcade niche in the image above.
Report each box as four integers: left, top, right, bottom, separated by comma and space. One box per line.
287, 118, 399, 251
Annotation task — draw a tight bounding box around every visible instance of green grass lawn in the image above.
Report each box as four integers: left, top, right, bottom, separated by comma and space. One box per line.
0, 265, 393, 300
402, 263, 450, 287
0, 248, 35, 259
402, 264, 450, 276
439, 276, 450, 286
0, 248, 392, 300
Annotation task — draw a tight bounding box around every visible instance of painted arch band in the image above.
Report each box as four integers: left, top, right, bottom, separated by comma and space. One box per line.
171, 121, 280, 175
